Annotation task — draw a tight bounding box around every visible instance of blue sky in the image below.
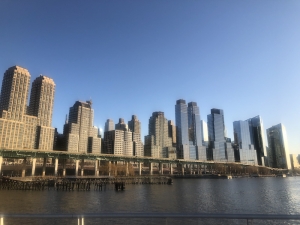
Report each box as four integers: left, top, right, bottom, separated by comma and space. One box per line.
0, 1, 300, 153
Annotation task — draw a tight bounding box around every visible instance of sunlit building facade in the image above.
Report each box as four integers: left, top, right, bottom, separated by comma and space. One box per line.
267, 123, 291, 169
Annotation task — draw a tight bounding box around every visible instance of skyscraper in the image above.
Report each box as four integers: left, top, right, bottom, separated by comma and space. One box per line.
28, 75, 56, 150
233, 120, 258, 165
144, 112, 172, 158
104, 119, 114, 132
28, 75, 55, 127
266, 123, 291, 169
175, 99, 189, 159
247, 116, 268, 166
0, 66, 55, 150
201, 120, 209, 145
128, 115, 143, 157
207, 108, 228, 161
115, 118, 128, 131
187, 102, 205, 160
63, 100, 101, 153
0, 66, 30, 121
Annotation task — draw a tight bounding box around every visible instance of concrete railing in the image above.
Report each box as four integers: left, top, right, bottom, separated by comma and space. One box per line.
1, 213, 300, 225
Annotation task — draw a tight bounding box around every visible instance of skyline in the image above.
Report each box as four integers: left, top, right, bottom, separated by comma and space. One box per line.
1, 1, 300, 153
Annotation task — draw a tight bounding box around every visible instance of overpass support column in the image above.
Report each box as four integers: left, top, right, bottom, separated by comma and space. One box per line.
42, 158, 47, 177
108, 161, 112, 176
62, 159, 66, 177
139, 162, 142, 176
75, 160, 79, 176
159, 163, 162, 175
80, 159, 84, 176
170, 163, 173, 175
31, 158, 36, 176
190, 164, 193, 175
197, 164, 200, 175
22, 158, 27, 177
54, 158, 58, 176
126, 162, 129, 176
181, 164, 185, 176
149, 162, 153, 175
95, 160, 99, 176
0, 156, 3, 176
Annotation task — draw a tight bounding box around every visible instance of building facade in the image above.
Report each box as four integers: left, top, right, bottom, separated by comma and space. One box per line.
0, 66, 55, 150
247, 116, 268, 166
63, 101, 101, 153
266, 123, 291, 169
144, 112, 172, 158
128, 115, 143, 157
175, 100, 189, 159
233, 120, 258, 165
104, 119, 114, 132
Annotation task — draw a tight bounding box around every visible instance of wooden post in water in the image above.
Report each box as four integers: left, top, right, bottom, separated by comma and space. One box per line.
31, 158, 36, 176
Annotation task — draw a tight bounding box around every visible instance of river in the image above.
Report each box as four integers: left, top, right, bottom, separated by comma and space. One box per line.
0, 177, 300, 224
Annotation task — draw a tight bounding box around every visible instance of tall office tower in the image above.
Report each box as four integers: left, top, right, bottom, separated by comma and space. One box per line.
247, 116, 268, 166
266, 123, 291, 169
187, 102, 206, 160
175, 99, 189, 159
233, 121, 258, 165
128, 115, 143, 157
167, 120, 177, 159
0, 66, 30, 121
28, 75, 55, 126
207, 108, 227, 161
0, 66, 55, 150
104, 119, 114, 132
201, 120, 209, 145
290, 154, 300, 170
63, 101, 101, 153
115, 118, 129, 131
28, 75, 56, 150
102, 130, 133, 156
144, 112, 172, 158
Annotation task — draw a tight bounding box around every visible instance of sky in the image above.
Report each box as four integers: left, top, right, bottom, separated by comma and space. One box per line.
0, 0, 300, 153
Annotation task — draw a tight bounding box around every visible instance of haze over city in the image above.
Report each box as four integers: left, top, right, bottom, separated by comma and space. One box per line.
0, 1, 300, 153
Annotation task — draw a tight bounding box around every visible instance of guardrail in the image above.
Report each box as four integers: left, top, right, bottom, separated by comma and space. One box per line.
1, 213, 300, 225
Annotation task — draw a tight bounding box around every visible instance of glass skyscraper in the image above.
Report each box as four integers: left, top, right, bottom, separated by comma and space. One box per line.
207, 108, 227, 161
175, 99, 189, 159
233, 120, 258, 165
266, 123, 291, 169
247, 116, 268, 166
175, 100, 206, 160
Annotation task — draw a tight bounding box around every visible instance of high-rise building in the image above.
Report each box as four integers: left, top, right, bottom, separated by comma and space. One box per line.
115, 118, 128, 131
233, 120, 258, 165
0, 66, 55, 150
128, 115, 143, 157
144, 112, 172, 158
187, 102, 206, 160
175, 99, 189, 159
201, 120, 209, 144
167, 120, 177, 159
207, 108, 230, 162
102, 129, 133, 156
247, 116, 268, 166
266, 123, 291, 169
63, 101, 101, 153
104, 119, 114, 132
